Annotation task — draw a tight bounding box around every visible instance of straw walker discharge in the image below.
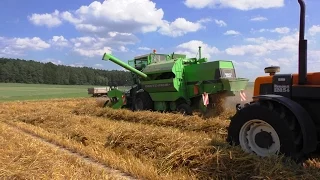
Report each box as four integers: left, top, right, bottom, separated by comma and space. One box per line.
96, 47, 248, 117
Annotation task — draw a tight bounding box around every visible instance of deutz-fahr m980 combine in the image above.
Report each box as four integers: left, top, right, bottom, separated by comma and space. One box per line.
97, 47, 248, 116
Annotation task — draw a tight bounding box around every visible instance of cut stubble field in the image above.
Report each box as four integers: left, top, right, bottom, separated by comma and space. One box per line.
1, 95, 320, 179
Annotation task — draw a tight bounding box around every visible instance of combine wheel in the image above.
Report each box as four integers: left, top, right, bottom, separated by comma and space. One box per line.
177, 103, 192, 116
134, 92, 153, 111
227, 101, 304, 160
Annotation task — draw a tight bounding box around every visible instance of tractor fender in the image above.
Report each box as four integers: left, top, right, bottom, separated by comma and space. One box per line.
255, 94, 317, 154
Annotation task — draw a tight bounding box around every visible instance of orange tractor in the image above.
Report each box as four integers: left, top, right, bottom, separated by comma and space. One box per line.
227, 0, 320, 161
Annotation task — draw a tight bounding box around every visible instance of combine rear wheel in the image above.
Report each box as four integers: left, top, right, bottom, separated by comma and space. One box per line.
177, 103, 192, 116
227, 101, 304, 160
134, 92, 153, 111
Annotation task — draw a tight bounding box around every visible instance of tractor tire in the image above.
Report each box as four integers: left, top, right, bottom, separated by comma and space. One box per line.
177, 103, 193, 116
227, 100, 304, 161
134, 92, 153, 111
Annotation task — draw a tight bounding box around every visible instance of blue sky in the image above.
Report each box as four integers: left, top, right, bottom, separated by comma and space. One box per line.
1, 0, 320, 81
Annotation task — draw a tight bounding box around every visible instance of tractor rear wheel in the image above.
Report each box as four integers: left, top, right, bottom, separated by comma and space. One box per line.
134, 92, 153, 111
227, 100, 304, 160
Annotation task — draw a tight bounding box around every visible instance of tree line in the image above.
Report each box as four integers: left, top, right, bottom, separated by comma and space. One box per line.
0, 58, 134, 86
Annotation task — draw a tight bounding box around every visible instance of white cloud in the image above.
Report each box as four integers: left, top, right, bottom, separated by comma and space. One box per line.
308, 25, 320, 36
60, 11, 81, 24
309, 50, 320, 63
42, 58, 63, 65
138, 47, 151, 51
264, 58, 280, 66
74, 47, 112, 58
184, 0, 284, 10
175, 40, 220, 59
158, 18, 208, 37
29, 0, 207, 37
234, 61, 260, 69
250, 16, 268, 21
60, 0, 164, 34
71, 37, 112, 57
256, 27, 291, 34
226, 45, 268, 56
245, 37, 267, 44
94, 64, 103, 68
28, 10, 62, 28
49, 36, 70, 47
271, 27, 291, 34
232, 49, 320, 81
264, 57, 291, 66
308, 50, 320, 71
118, 46, 128, 52
214, 19, 227, 27
11, 37, 50, 50
225, 31, 299, 56
41, 58, 94, 69
0, 36, 50, 56
70, 63, 84, 67
224, 30, 241, 36
69, 31, 138, 57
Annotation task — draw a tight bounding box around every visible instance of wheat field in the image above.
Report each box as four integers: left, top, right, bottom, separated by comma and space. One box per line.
1, 97, 320, 180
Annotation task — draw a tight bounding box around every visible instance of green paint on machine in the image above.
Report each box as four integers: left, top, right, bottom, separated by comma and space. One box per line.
142, 82, 174, 89
99, 46, 249, 116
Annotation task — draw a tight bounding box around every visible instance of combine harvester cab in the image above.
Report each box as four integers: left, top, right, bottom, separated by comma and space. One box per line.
98, 47, 249, 117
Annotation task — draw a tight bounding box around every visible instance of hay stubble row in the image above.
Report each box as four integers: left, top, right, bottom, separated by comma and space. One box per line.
1, 98, 320, 180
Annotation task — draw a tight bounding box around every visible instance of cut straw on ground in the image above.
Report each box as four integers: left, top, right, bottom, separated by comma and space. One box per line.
72, 99, 232, 136
1, 98, 320, 180
0, 122, 123, 180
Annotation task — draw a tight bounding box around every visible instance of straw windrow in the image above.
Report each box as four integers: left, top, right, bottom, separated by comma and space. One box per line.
1, 98, 320, 180
72, 100, 232, 136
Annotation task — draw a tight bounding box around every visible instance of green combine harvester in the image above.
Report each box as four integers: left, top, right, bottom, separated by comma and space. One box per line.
97, 47, 249, 116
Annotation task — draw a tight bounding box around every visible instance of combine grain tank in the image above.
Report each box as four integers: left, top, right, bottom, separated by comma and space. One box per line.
97, 47, 249, 116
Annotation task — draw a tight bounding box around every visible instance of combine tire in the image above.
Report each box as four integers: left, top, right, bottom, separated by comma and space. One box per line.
134, 92, 153, 111
177, 103, 192, 116
227, 100, 304, 160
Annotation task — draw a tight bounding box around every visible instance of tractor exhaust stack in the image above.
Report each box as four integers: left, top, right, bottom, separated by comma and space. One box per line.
298, 0, 307, 85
